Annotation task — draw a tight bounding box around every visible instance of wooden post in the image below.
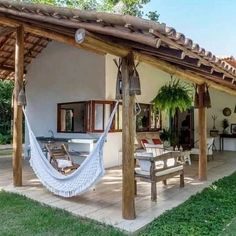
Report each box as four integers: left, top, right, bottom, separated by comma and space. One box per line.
13, 25, 24, 186
198, 84, 207, 181
122, 52, 136, 220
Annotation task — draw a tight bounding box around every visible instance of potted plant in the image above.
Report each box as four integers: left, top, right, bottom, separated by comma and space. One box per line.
152, 78, 192, 117
153, 78, 192, 146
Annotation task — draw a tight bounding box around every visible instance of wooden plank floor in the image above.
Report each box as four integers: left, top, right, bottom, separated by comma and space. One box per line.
1, 152, 236, 233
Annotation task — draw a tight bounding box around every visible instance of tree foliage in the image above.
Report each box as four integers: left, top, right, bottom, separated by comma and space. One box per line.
0, 80, 14, 144
22, 0, 159, 20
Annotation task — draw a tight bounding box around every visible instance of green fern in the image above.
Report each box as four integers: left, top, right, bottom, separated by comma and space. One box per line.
152, 79, 192, 116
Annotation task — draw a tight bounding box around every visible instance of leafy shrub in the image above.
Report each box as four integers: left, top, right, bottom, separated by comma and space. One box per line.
0, 133, 12, 144
0, 80, 13, 144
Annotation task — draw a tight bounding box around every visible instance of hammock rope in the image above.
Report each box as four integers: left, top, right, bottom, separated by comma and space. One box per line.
23, 101, 119, 197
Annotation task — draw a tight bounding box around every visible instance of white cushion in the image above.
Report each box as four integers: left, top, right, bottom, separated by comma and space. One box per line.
57, 159, 73, 169
144, 143, 164, 156
144, 143, 164, 148
146, 139, 154, 144
138, 156, 176, 172
135, 165, 183, 177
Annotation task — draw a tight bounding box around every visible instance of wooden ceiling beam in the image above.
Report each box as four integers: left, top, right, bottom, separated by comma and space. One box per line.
0, 64, 26, 73
0, 15, 235, 95
0, 16, 129, 57
0, 8, 235, 78
135, 52, 236, 96
0, 26, 15, 37
151, 46, 185, 59
149, 30, 236, 79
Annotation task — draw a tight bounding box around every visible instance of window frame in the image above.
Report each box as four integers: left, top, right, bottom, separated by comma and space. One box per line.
91, 100, 114, 133
57, 100, 161, 134
57, 101, 88, 133
136, 103, 162, 132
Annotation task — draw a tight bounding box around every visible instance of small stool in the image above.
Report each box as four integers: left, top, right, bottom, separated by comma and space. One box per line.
181, 150, 191, 165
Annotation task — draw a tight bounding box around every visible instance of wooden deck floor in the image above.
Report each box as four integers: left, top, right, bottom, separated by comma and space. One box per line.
1, 152, 236, 233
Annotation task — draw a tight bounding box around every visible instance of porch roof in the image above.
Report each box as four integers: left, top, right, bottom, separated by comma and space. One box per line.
0, 0, 236, 95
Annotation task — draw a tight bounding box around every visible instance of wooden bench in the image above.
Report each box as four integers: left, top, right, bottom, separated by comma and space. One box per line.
135, 151, 184, 201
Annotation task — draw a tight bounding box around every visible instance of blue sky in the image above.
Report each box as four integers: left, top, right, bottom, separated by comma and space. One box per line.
143, 0, 236, 57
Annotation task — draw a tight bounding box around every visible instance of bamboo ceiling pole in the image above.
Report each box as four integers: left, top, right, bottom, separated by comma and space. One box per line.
198, 84, 207, 181
13, 25, 24, 186
122, 52, 136, 220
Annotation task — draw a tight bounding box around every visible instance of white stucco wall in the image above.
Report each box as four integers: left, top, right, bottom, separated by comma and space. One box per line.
194, 89, 236, 151
25, 41, 107, 160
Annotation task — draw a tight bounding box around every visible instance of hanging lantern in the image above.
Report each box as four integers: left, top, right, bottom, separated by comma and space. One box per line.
203, 85, 211, 108
17, 87, 27, 107
129, 66, 141, 96
115, 68, 122, 100
114, 59, 123, 100
194, 85, 199, 108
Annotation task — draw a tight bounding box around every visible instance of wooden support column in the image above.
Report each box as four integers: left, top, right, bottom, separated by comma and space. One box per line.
13, 25, 24, 186
122, 52, 136, 220
198, 84, 207, 181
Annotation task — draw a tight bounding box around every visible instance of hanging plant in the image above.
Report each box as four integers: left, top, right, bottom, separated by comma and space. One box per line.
152, 78, 192, 117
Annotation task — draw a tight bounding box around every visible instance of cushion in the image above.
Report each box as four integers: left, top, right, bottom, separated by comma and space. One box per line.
152, 138, 162, 144
135, 165, 183, 177
141, 139, 153, 148
144, 143, 164, 156
136, 132, 161, 149
57, 159, 73, 169
141, 139, 148, 148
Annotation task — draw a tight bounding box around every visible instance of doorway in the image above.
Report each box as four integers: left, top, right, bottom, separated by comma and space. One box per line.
173, 108, 194, 149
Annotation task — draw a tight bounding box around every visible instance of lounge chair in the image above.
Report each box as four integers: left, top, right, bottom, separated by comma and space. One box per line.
45, 143, 80, 174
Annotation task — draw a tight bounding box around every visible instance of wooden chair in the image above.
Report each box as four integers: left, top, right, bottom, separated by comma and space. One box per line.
190, 137, 215, 160
135, 151, 184, 201
45, 143, 80, 174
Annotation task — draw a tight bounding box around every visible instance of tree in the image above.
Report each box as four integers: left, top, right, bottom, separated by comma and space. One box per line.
0, 80, 14, 144
23, 0, 159, 21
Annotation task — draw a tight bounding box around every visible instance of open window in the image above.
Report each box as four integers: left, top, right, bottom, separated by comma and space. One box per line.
136, 103, 161, 132
57, 100, 161, 133
57, 102, 87, 133
91, 101, 114, 132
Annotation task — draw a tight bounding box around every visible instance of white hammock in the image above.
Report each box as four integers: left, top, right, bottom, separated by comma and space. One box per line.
23, 101, 119, 197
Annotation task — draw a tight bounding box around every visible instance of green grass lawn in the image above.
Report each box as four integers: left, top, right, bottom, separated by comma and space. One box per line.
139, 172, 236, 236
0, 191, 125, 236
220, 217, 236, 236
1, 172, 236, 236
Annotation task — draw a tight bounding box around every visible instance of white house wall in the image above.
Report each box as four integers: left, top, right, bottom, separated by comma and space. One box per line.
25, 41, 106, 159
194, 89, 236, 151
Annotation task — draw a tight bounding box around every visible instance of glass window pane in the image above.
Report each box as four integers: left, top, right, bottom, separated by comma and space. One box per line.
58, 102, 86, 133
104, 104, 111, 128
136, 104, 150, 131
94, 104, 104, 130
60, 109, 73, 132
74, 103, 86, 132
